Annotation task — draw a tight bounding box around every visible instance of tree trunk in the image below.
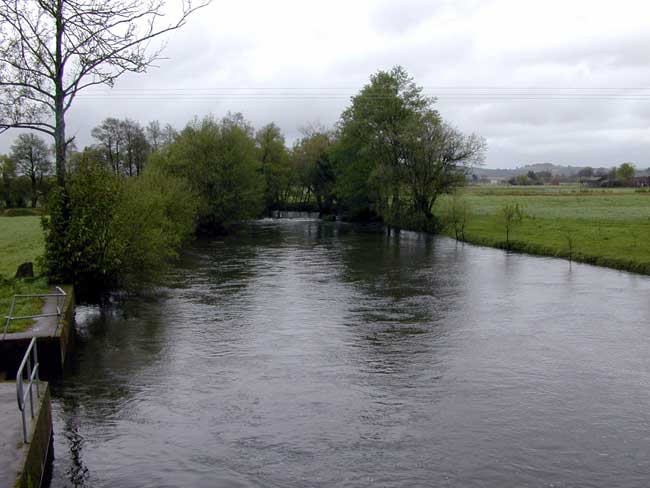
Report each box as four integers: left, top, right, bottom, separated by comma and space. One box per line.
54, 0, 66, 189
30, 174, 37, 208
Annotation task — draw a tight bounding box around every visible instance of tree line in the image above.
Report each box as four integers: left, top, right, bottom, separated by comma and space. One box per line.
40, 67, 483, 295
4, 66, 485, 295
0, 4, 484, 295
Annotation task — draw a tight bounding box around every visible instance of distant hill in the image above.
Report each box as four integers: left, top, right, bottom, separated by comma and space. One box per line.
474, 163, 650, 179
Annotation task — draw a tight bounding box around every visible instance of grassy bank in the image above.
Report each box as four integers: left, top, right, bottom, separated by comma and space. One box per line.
438, 185, 650, 275
0, 216, 48, 333
0, 278, 50, 333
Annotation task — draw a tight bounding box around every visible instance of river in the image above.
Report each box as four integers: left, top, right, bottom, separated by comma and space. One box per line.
47, 216, 650, 487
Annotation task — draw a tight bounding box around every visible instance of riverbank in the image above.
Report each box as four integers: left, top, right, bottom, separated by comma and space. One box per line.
438, 185, 650, 275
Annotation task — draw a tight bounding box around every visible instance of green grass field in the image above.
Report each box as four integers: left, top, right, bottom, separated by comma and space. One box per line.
0, 216, 48, 333
0, 216, 44, 279
438, 185, 650, 275
0, 277, 50, 334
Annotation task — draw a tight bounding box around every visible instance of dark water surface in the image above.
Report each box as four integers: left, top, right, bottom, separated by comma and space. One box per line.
49, 217, 650, 487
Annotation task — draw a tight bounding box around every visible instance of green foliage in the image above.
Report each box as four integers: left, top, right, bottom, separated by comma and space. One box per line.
440, 195, 471, 240
292, 126, 337, 214
256, 123, 291, 212
155, 114, 264, 233
334, 66, 484, 228
41, 157, 196, 294
617, 162, 635, 185
1, 207, 42, 216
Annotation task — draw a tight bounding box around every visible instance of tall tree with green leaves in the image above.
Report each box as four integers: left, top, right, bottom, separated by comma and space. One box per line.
335, 66, 484, 229
336, 66, 429, 222
154, 114, 264, 233
292, 125, 337, 214
617, 162, 636, 186
256, 123, 290, 212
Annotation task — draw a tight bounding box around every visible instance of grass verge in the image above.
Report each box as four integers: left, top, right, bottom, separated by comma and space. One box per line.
0, 277, 50, 334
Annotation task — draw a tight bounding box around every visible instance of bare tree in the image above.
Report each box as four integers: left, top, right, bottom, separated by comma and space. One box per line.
121, 118, 149, 176
161, 123, 178, 147
10, 133, 51, 207
499, 202, 524, 248
146, 120, 163, 152
0, 0, 210, 188
91, 117, 124, 174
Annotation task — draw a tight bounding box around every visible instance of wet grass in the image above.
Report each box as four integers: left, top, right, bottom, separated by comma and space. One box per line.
0, 216, 48, 333
0, 216, 44, 279
0, 277, 50, 334
438, 185, 650, 275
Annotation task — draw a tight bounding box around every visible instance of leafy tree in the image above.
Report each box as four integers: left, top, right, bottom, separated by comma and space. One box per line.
0, 154, 16, 208
617, 162, 635, 185
155, 114, 264, 233
292, 125, 337, 214
401, 117, 484, 226
336, 66, 428, 222
10, 133, 51, 207
515, 174, 529, 186
256, 123, 290, 212
335, 66, 484, 229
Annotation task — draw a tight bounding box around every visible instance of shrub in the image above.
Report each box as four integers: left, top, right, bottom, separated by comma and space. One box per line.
42, 158, 196, 296
439, 195, 471, 240
499, 202, 525, 247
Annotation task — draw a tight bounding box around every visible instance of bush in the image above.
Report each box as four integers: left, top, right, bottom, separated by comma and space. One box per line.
439, 195, 471, 240
42, 159, 196, 296
498, 202, 525, 247
1, 208, 42, 217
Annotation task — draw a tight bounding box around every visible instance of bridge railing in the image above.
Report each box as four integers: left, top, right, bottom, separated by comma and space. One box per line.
16, 337, 40, 443
2, 286, 67, 339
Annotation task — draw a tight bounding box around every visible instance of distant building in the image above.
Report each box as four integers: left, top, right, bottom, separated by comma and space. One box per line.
633, 176, 650, 187
580, 176, 608, 188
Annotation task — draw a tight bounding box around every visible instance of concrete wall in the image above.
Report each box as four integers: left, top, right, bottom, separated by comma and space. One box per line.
14, 384, 52, 488
0, 285, 76, 378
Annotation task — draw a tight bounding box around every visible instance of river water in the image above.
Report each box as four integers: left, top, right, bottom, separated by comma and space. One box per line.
48, 216, 650, 487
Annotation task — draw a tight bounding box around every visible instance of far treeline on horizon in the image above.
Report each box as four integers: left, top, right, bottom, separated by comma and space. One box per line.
1, 0, 650, 303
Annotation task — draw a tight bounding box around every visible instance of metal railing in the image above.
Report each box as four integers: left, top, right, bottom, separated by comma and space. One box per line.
16, 337, 40, 443
2, 286, 67, 339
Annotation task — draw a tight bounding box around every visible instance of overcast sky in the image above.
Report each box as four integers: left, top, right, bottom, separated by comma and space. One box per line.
2, 0, 650, 168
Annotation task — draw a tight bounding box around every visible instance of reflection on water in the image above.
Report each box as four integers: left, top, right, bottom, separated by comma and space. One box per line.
49, 217, 650, 487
